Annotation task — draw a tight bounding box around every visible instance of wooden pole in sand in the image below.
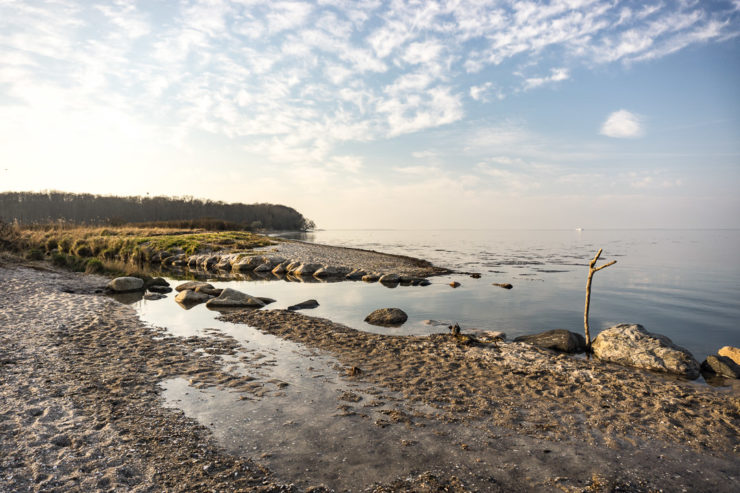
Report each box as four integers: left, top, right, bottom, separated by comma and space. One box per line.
584, 249, 616, 351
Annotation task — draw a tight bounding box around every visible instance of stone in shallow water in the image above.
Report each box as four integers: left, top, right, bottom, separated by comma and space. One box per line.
379, 273, 400, 284
175, 290, 211, 305
175, 281, 213, 292
364, 308, 408, 327
107, 277, 144, 292
287, 299, 319, 310
591, 323, 700, 380
514, 329, 585, 353
205, 288, 265, 308
701, 355, 740, 379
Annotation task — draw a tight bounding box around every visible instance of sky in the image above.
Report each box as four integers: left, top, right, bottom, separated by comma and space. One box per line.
1, 0, 739, 229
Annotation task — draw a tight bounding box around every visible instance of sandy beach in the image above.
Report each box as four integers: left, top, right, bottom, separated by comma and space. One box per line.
1, 250, 738, 492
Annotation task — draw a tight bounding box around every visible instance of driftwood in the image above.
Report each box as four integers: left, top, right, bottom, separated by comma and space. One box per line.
584, 249, 616, 350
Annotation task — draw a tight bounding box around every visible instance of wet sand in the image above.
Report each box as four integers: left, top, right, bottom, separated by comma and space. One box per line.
1, 254, 739, 492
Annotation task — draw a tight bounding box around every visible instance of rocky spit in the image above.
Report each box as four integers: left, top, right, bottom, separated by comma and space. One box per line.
1, 251, 739, 492
164, 239, 449, 283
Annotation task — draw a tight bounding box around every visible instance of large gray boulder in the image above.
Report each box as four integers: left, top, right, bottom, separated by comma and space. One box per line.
514, 329, 586, 353
205, 288, 266, 308
108, 277, 144, 292
592, 324, 700, 379
364, 308, 408, 327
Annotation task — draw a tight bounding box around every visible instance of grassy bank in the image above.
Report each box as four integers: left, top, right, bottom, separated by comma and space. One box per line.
0, 223, 276, 274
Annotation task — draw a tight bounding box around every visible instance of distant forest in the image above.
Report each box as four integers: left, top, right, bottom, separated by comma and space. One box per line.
0, 191, 315, 231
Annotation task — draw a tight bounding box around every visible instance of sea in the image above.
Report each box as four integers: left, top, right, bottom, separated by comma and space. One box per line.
133, 229, 740, 364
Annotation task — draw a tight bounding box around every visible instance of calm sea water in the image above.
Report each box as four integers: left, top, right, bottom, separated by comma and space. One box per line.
133, 229, 740, 364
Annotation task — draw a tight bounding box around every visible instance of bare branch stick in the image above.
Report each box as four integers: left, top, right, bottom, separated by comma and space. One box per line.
593, 260, 617, 272
584, 250, 617, 351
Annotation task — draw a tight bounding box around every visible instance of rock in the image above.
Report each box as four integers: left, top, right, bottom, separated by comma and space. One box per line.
205, 288, 266, 308
701, 355, 740, 379
287, 299, 319, 310
194, 285, 222, 297
362, 273, 380, 282
254, 263, 273, 273
175, 281, 214, 292
364, 308, 408, 327
175, 290, 211, 305
292, 263, 323, 276
147, 285, 172, 294
315, 266, 351, 278
256, 297, 276, 305
514, 329, 586, 353
449, 281, 461, 288
718, 346, 740, 366
202, 256, 219, 268
379, 274, 401, 284
107, 277, 144, 292
470, 273, 481, 279
266, 256, 285, 265
147, 277, 170, 288
418, 279, 431, 286
272, 263, 286, 275
493, 283, 513, 289
232, 256, 264, 272
346, 269, 367, 280
591, 324, 701, 380
215, 257, 233, 271
169, 254, 188, 266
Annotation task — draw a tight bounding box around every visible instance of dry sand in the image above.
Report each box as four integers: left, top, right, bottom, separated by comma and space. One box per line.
1, 252, 739, 492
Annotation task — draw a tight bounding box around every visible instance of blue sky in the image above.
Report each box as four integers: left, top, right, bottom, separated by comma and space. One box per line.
1, 0, 739, 229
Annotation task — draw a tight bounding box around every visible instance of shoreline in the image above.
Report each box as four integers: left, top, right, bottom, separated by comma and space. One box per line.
1, 250, 739, 491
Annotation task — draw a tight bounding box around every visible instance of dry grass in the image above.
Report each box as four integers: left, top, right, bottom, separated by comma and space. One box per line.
5, 225, 275, 266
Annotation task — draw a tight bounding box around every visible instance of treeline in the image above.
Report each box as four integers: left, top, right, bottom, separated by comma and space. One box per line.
0, 191, 315, 231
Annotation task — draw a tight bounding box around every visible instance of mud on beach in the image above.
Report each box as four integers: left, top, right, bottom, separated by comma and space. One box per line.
1, 255, 739, 492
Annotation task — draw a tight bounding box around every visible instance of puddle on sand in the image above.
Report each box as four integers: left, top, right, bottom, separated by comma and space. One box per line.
134, 284, 510, 490
160, 374, 521, 491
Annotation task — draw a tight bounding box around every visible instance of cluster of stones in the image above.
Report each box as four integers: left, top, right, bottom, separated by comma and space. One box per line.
512, 323, 740, 381
173, 281, 276, 309
155, 253, 434, 286
106, 276, 172, 301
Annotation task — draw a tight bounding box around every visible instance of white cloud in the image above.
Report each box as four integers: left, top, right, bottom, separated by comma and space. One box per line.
469, 81, 504, 102
600, 110, 644, 138
411, 150, 437, 159
522, 67, 570, 90
0, 0, 736, 177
